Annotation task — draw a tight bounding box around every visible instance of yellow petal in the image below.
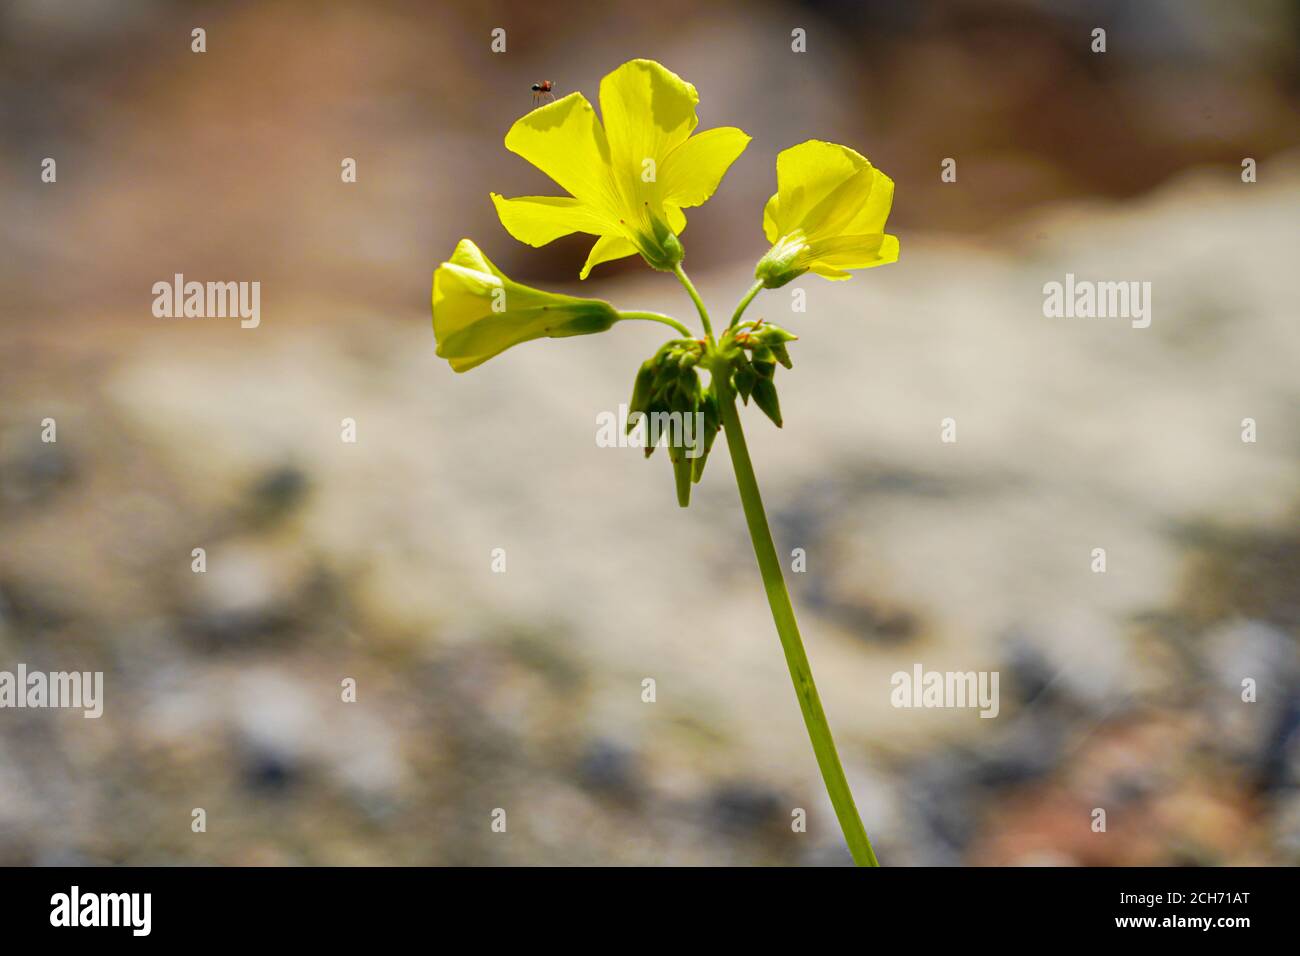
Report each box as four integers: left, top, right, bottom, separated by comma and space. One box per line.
433, 239, 509, 347
445, 236, 501, 276
761, 192, 783, 244
768, 140, 889, 239
447, 354, 490, 373
660, 126, 751, 208
842, 173, 894, 237
491, 194, 612, 247
433, 260, 503, 355
599, 60, 699, 188
579, 234, 638, 280
667, 205, 686, 234
806, 233, 899, 273
503, 93, 617, 212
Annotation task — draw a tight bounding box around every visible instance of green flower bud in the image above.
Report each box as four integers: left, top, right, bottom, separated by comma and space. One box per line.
752, 377, 783, 428
692, 390, 721, 484
733, 360, 758, 404
627, 360, 656, 432
671, 448, 693, 507
755, 323, 798, 344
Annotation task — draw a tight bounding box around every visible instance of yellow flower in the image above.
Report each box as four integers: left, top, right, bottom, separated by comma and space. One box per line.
432, 239, 617, 372
754, 140, 899, 288
491, 59, 751, 279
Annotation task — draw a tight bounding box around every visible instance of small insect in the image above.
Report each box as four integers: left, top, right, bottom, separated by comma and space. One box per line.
530, 80, 556, 105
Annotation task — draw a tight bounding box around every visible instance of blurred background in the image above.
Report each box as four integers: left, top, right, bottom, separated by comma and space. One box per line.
1, 0, 1298, 865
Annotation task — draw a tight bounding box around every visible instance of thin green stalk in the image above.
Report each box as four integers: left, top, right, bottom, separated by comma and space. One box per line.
678, 270, 878, 866
672, 264, 714, 342
619, 311, 693, 337
728, 279, 765, 330
712, 367, 880, 866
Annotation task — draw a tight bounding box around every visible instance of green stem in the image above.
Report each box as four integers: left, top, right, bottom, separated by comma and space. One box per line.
728, 279, 765, 330
674, 267, 876, 864
672, 264, 714, 342
712, 366, 881, 867
620, 311, 692, 337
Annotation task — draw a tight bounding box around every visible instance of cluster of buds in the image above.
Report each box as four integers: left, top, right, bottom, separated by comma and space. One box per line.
626, 322, 798, 507
626, 338, 720, 507
719, 320, 797, 428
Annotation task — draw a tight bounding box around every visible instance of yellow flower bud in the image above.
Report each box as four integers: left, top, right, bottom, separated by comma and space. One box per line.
432, 239, 617, 372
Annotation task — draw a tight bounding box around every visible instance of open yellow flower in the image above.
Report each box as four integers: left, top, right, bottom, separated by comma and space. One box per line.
491, 59, 751, 279
754, 140, 899, 288
433, 239, 617, 372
